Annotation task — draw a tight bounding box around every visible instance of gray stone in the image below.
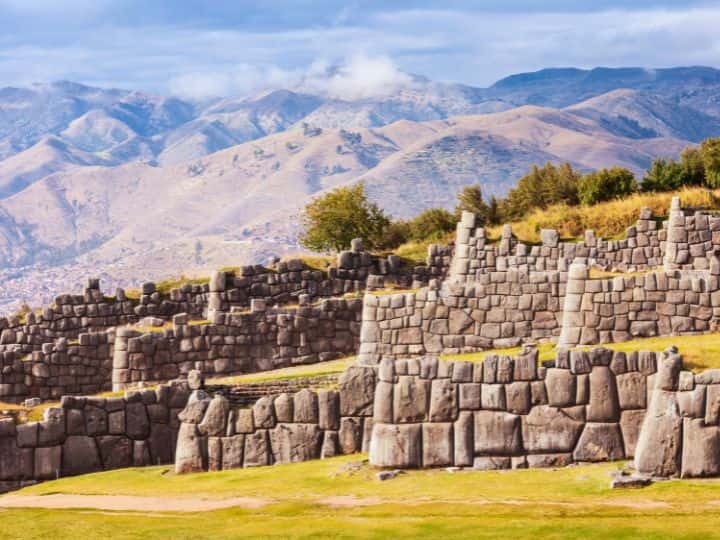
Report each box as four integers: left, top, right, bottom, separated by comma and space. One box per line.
126, 402, 150, 439
620, 410, 646, 458
274, 393, 294, 423
243, 430, 271, 467
706, 385, 720, 425
545, 369, 576, 407
293, 389, 319, 423
616, 372, 646, 410
422, 422, 454, 467
458, 383, 481, 410
610, 474, 652, 489
393, 377, 429, 423
678, 385, 706, 418
175, 423, 206, 474
235, 409, 255, 434
62, 436, 102, 476
587, 367, 620, 422
97, 436, 133, 470
339, 367, 376, 416
681, 418, 720, 478
373, 381, 394, 424
321, 431, 339, 459
473, 456, 512, 470
198, 395, 229, 437
253, 396, 276, 429
505, 382, 531, 415
429, 379, 458, 421
454, 411, 473, 467
369, 423, 423, 468
480, 384, 506, 410
474, 411, 522, 455
34, 446, 61, 480
270, 423, 323, 464
339, 417, 363, 454
525, 453, 573, 468
573, 423, 625, 462
634, 390, 682, 477
318, 390, 340, 431
521, 406, 584, 453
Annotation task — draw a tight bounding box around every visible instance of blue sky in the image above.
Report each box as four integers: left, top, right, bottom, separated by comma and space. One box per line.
1, 0, 719, 97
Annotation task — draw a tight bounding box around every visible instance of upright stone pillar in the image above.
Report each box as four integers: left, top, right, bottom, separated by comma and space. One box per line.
112, 328, 140, 391
448, 211, 476, 282
558, 262, 588, 348
207, 270, 226, 317
663, 196, 686, 271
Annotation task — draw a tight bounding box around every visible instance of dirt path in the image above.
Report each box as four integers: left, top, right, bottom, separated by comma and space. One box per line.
0, 494, 270, 512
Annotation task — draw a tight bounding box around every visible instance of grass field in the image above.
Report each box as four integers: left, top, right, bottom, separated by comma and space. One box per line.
4, 455, 720, 539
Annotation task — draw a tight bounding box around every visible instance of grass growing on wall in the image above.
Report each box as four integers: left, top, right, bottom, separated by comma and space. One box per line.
443, 331, 720, 372
208, 357, 356, 386
7, 456, 720, 538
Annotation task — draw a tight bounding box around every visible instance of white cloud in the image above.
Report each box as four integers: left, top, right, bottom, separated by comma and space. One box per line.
323, 54, 413, 100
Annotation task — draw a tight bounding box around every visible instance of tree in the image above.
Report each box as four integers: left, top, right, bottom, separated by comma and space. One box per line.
641, 158, 685, 192
299, 183, 390, 252
578, 167, 638, 205
455, 184, 487, 223
680, 146, 705, 186
502, 162, 581, 219
407, 208, 456, 242
700, 138, 720, 187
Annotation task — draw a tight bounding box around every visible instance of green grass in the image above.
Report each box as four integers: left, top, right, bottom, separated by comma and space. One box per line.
7, 456, 720, 539
442, 332, 720, 372
208, 357, 355, 385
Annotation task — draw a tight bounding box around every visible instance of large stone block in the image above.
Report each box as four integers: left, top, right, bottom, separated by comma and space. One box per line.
616, 372, 646, 410
678, 386, 706, 418
175, 423, 206, 474
474, 411, 522, 456
198, 395, 229, 437
369, 423, 422, 468
62, 436, 102, 476
318, 390, 340, 431
373, 381, 394, 424
270, 423, 323, 464
253, 396, 276, 429
422, 423, 453, 467
634, 390, 682, 477
34, 446, 61, 480
587, 367, 620, 422
681, 418, 720, 478
274, 393, 294, 423
545, 369, 576, 407
97, 435, 133, 470
339, 366, 376, 416
505, 382, 531, 415
244, 430, 271, 467
339, 417, 363, 454
393, 376, 430, 423
573, 423, 624, 462
293, 389, 319, 424
126, 402, 150, 439
480, 384, 506, 410
522, 406, 584, 454
429, 379, 458, 421
620, 409, 646, 458
454, 411, 473, 467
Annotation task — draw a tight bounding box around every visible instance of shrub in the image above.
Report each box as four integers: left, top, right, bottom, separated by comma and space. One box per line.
578, 167, 638, 205
407, 208, 456, 242
701, 138, 720, 188
299, 183, 390, 252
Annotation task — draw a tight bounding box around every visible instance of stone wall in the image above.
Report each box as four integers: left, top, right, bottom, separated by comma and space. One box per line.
358, 273, 565, 364
174, 365, 377, 473
0, 379, 190, 493
558, 262, 720, 347
664, 197, 720, 270
0, 330, 115, 403
368, 347, 657, 469
635, 352, 720, 478
112, 298, 363, 390
449, 209, 664, 283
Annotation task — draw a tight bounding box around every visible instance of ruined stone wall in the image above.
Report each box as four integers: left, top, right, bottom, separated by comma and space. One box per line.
112, 298, 363, 390
358, 272, 565, 364
558, 262, 720, 347
450, 209, 664, 283
664, 198, 720, 271
0, 380, 190, 493
369, 347, 657, 470
0, 330, 115, 403
175, 365, 377, 473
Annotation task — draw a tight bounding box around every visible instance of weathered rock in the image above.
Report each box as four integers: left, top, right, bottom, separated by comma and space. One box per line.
393, 377, 430, 423
339, 417, 363, 454
253, 396, 276, 429
525, 453, 573, 468
616, 372, 646, 410
521, 406, 584, 453
681, 418, 720, 478
657, 352, 683, 391
97, 435, 133, 469
321, 431, 339, 459
293, 389, 319, 423
235, 409, 255, 434
428, 379, 457, 421
454, 411, 473, 467
610, 475, 652, 489
175, 423, 206, 474
126, 402, 150, 439
270, 423, 323, 464
274, 393, 294, 423
474, 411, 522, 455
373, 381, 394, 424
473, 456, 511, 470
178, 394, 210, 424
243, 430, 271, 467
619, 410, 646, 458
207, 437, 222, 471
587, 367, 620, 422
34, 446, 61, 480
318, 390, 340, 431
678, 385, 706, 418
573, 423, 625, 462
222, 435, 245, 470
505, 381, 531, 415
369, 423, 422, 468
545, 369, 576, 407
634, 390, 682, 477
422, 422, 453, 467
62, 436, 102, 476
198, 395, 229, 437
339, 367, 376, 416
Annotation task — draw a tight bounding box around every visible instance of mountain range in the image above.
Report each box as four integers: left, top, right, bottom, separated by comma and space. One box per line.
2, 65, 720, 312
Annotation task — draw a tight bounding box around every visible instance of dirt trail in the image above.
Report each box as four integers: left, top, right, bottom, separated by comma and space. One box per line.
0, 494, 270, 512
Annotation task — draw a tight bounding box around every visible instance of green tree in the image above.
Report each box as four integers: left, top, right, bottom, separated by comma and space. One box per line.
503, 162, 581, 219
455, 184, 487, 223
485, 196, 502, 225
299, 183, 390, 252
700, 138, 720, 187
578, 167, 638, 205
407, 208, 456, 242
680, 146, 705, 186
377, 220, 411, 249
641, 158, 685, 192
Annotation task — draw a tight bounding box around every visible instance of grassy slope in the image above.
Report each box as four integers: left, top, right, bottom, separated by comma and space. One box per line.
6, 456, 720, 539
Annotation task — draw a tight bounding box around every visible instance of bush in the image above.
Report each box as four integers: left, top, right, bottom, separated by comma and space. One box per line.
578, 167, 638, 205
407, 208, 456, 242
701, 138, 720, 188
502, 162, 581, 220
299, 183, 390, 252
641, 158, 686, 192
455, 184, 487, 222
